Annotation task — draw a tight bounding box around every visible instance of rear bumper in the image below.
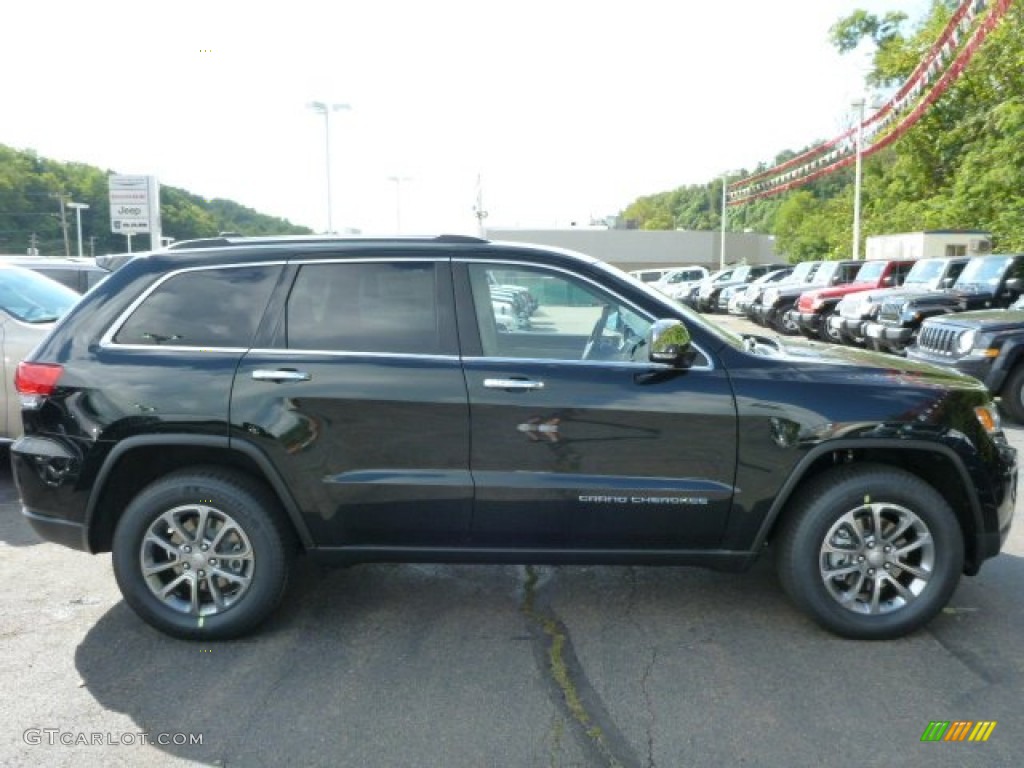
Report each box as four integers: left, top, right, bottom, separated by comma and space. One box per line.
22, 508, 90, 551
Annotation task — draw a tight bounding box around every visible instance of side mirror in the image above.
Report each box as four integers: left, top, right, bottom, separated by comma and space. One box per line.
881, 275, 895, 287
648, 319, 697, 367
940, 276, 955, 289
1004, 277, 1024, 293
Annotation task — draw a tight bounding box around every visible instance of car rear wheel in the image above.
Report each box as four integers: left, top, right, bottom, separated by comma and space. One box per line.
776, 465, 962, 639
112, 468, 296, 640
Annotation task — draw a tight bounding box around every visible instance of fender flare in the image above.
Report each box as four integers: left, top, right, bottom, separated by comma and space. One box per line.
748, 437, 983, 555
85, 434, 314, 549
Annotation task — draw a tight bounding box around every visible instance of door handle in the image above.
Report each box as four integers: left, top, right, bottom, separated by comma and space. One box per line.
483, 378, 545, 391
252, 369, 312, 382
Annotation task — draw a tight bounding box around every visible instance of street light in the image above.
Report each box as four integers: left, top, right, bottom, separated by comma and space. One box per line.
720, 172, 739, 271
307, 101, 351, 233
387, 175, 412, 233
67, 202, 89, 258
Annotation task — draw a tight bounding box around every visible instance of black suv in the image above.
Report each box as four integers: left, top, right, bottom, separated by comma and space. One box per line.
865, 254, 1024, 354
908, 297, 1024, 423
12, 236, 1017, 641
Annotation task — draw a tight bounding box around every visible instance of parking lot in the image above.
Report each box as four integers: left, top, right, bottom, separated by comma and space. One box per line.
2, 313, 1023, 768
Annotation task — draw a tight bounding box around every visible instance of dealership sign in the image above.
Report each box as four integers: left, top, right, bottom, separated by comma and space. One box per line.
109, 175, 161, 235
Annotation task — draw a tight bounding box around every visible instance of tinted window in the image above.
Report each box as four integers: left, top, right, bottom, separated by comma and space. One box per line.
113, 265, 281, 347
286, 261, 454, 355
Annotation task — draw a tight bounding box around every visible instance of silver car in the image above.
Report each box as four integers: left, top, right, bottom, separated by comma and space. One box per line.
1, 265, 81, 440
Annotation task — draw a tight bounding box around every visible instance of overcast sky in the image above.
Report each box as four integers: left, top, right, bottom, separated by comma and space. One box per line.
2, 0, 933, 237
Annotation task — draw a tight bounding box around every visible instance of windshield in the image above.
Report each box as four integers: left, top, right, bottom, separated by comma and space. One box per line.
790, 261, 816, 281
812, 261, 839, 285
904, 259, 944, 284
0, 267, 80, 323
666, 269, 701, 284
955, 256, 1012, 289
853, 261, 885, 282
729, 266, 751, 282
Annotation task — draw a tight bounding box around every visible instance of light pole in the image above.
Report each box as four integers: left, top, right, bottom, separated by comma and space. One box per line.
67, 202, 90, 258
307, 101, 351, 233
852, 98, 866, 260
720, 172, 737, 271
387, 175, 412, 233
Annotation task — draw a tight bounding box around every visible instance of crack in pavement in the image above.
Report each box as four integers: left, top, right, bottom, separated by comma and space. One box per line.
521, 566, 642, 768
640, 647, 658, 768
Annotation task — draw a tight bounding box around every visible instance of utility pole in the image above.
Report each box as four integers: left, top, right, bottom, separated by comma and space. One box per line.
28, 232, 39, 256
51, 192, 72, 257
88, 236, 97, 258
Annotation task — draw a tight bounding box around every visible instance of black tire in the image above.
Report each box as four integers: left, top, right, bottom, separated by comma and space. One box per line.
999, 365, 1024, 424
820, 312, 842, 344
112, 467, 296, 640
770, 307, 799, 336
775, 464, 963, 640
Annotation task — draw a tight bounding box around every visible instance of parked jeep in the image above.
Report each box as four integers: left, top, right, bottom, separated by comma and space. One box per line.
11, 235, 1017, 641
865, 254, 1024, 354
791, 259, 917, 343
694, 263, 788, 313
907, 297, 1024, 422
746, 260, 821, 325
831, 257, 969, 347
758, 260, 861, 335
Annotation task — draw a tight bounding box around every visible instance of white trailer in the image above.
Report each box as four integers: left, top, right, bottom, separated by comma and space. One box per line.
865, 230, 992, 261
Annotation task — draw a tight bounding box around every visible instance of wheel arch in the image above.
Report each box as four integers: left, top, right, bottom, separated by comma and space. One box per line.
85, 435, 313, 554
752, 439, 985, 573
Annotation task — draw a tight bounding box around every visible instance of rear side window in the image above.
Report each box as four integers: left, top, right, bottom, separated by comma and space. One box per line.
113, 265, 281, 347
285, 261, 455, 355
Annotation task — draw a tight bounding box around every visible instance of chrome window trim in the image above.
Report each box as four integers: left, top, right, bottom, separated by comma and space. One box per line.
102, 344, 251, 354
99, 261, 289, 349
245, 348, 461, 362
456, 257, 714, 370
461, 355, 713, 372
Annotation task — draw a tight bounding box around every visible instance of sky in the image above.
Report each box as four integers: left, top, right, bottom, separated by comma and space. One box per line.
1, 0, 935, 238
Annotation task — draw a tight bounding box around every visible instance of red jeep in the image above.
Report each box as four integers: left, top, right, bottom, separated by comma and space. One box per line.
791, 259, 917, 342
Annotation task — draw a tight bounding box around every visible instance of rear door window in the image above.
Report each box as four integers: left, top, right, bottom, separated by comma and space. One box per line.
112, 265, 282, 347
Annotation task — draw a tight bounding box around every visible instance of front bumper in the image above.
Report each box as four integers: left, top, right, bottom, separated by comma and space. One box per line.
793, 310, 823, 336
864, 321, 914, 348
830, 315, 867, 342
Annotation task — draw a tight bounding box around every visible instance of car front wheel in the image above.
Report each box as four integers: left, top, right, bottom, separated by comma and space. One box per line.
112, 468, 296, 640
776, 465, 963, 639
999, 364, 1024, 424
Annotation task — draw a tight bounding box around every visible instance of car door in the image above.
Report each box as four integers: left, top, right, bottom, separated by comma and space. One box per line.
455, 259, 738, 551
231, 256, 472, 548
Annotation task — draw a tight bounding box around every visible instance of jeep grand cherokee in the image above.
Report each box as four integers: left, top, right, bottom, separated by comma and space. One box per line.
11, 235, 1017, 640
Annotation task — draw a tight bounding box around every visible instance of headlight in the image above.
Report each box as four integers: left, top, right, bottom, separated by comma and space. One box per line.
810, 296, 825, 311
857, 298, 874, 316
955, 329, 977, 354
721, 287, 735, 299
763, 289, 779, 305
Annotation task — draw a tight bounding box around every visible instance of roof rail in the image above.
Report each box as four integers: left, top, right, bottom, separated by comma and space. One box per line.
434, 234, 487, 243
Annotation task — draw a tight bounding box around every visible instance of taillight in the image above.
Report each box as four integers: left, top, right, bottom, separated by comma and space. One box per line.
15, 362, 63, 408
